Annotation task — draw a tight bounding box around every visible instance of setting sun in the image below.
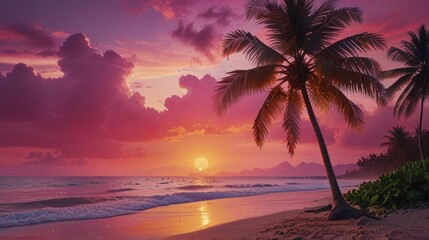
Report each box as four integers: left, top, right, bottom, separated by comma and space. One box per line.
194, 157, 209, 171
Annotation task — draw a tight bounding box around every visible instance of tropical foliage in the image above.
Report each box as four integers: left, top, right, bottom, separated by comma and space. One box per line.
344, 126, 428, 178
213, 0, 386, 220
345, 160, 429, 214
383, 25, 429, 161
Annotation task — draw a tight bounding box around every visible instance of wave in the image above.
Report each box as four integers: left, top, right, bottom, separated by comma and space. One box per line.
47, 183, 80, 187
176, 185, 213, 190
106, 188, 135, 193
0, 185, 328, 228
224, 183, 279, 188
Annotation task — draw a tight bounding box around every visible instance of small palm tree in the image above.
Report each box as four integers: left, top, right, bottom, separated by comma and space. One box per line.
381, 126, 415, 166
381, 126, 412, 151
214, 0, 386, 220
383, 25, 429, 161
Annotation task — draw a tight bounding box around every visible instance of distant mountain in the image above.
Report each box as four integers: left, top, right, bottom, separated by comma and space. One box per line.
216, 161, 357, 177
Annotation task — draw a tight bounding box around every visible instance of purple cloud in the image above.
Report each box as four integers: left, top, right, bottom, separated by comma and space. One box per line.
0, 23, 60, 59
24, 151, 91, 168
198, 6, 238, 27
172, 22, 219, 62
1, 23, 56, 49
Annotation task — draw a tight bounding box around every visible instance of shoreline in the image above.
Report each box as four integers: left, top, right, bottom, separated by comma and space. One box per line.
0, 189, 334, 239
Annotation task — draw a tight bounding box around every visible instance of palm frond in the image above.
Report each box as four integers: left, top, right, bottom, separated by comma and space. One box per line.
213, 65, 278, 115
256, 2, 296, 55
253, 86, 287, 147
245, 0, 277, 20
307, 5, 363, 54
393, 79, 416, 117
283, 88, 304, 156
338, 57, 382, 76
387, 47, 417, 66
310, 0, 337, 27
414, 25, 429, 61
385, 72, 413, 98
323, 84, 364, 130
334, 69, 387, 105
320, 32, 386, 58
222, 30, 285, 65
307, 76, 330, 111
399, 84, 421, 118
315, 56, 387, 105
381, 67, 416, 79
284, 0, 314, 50
395, 73, 426, 117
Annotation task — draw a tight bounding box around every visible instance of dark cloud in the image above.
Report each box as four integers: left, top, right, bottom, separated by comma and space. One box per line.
0, 23, 59, 59
58, 33, 95, 60
0, 63, 46, 122
24, 151, 91, 168
169, 5, 238, 62
1, 23, 56, 49
198, 6, 238, 27
171, 22, 219, 62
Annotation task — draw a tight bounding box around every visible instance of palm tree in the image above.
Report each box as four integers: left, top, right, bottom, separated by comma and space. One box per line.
381, 126, 415, 166
213, 0, 386, 220
381, 126, 412, 151
382, 25, 429, 161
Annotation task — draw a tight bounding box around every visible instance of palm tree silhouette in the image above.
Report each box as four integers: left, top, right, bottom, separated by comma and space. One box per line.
383, 25, 429, 161
381, 126, 412, 151
381, 126, 414, 166
214, 0, 386, 220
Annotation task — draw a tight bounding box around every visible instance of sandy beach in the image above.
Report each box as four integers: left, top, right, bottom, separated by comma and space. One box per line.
169, 206, 429, 240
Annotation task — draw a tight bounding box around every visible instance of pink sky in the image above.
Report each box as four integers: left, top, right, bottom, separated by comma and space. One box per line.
0, 0, 428, 176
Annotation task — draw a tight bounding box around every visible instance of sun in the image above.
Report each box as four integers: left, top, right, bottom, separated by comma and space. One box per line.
194, 157, 209, 172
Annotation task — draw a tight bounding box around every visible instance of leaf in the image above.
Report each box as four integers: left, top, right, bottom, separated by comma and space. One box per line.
253, 86, 288, 148
213, 65, 278, 115
223, 30, 286, 65
370, 194, 379, 205
282, 88, 304, 155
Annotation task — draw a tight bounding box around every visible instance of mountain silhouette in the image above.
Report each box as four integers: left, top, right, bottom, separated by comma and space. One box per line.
216, 161, 356, 177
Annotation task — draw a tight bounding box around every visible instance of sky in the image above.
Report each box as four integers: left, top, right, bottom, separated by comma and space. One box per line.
0, 0, 428, 176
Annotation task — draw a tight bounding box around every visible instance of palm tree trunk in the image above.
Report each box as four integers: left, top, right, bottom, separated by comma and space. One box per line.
300, 86, 346, 206
418, 89, 426, 161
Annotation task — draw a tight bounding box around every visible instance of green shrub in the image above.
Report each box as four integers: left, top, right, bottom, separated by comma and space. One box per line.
344, 160, 429, 212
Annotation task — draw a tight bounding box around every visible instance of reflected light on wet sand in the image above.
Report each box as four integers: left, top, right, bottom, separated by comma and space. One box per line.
199, 203, 210, 226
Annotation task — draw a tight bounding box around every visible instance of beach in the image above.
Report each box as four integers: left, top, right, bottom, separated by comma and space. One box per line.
168, 207, 429, 240
0, 189, 332, 239
1, 184, 429, 239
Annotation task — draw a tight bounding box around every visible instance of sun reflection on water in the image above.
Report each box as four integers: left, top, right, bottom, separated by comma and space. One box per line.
199, 203, 210, 227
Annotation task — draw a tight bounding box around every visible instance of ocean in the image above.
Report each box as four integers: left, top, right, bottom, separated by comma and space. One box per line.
0, 176, 362, 228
